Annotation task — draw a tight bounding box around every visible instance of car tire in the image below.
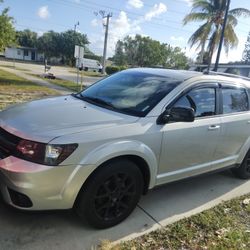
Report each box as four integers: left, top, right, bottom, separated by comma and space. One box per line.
75, 159, 144, 229
231, 151, 250, 179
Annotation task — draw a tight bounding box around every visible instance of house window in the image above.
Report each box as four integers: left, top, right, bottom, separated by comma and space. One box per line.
24, 50, 29, 56
17, 50, 21, 55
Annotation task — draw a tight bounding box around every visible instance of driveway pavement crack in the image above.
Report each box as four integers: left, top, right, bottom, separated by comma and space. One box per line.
137, 204, 162, 227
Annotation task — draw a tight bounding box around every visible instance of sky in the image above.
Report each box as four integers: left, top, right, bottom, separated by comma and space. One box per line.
2, 0, 250, 63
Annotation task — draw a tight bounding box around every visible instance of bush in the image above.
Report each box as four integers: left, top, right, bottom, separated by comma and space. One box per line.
105, 65, 127, 75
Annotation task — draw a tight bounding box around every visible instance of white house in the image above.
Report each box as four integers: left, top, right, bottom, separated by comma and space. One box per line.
5, 47, 44, 62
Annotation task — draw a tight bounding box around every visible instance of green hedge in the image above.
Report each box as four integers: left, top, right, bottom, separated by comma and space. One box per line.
105, 65, 127, 75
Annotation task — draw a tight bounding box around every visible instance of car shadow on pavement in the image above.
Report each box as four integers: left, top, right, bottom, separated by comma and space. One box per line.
0, 170, 249, 250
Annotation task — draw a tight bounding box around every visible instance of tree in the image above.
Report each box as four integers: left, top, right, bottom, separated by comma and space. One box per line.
37, 30, 62, 58
242, 32, 250, 63
16, 29, 38, 48
164, 46, 189, 69
0, 0, 15, 51
113, 40, 126, 66
37, 30, 89, 65
60, 30, 89, 65
183, 0, 250, 65
112, 35, 189, 69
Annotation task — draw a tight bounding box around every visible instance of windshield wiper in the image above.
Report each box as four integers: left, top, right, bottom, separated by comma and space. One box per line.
80, 95, 116, 109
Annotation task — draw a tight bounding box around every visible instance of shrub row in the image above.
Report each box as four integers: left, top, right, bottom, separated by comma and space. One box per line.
105, 65, 127, 75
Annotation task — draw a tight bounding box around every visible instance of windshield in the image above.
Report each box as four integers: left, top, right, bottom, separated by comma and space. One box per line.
77, 70, 182, 117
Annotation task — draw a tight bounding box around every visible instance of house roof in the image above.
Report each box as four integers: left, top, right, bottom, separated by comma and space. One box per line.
7, 46, 37, 51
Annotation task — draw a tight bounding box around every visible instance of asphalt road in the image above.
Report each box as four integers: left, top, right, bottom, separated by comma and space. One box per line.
0, 60, 103, 86
0, 170, 249, 250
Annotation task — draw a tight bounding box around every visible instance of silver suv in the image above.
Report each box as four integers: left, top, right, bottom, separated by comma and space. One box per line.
0, 68, 250, 228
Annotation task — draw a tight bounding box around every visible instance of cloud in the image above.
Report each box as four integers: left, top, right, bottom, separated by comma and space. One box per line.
144, 3, 167, 21
91, 19, 99, 27
37, 6, 50, 19
89, 11, 142, 56
127, 0, 144, 9
89, 4, 168, 57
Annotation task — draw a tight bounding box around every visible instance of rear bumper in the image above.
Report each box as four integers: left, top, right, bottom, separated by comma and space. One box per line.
0, 156, 94, 210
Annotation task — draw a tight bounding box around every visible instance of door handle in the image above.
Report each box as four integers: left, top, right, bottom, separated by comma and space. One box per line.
208, 125, 220, 131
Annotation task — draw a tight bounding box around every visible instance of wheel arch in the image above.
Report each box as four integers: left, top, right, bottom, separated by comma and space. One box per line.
79, 140, 158, 189
236, 136, 250, 164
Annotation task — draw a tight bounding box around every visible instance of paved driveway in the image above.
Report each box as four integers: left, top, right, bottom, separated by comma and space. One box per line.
0, 170, 249, 250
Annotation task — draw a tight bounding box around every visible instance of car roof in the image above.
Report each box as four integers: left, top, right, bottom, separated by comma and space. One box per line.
125, 68, 202, 81
125, 68, 250, 87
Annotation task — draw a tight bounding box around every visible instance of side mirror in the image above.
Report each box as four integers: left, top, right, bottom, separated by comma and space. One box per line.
157, 107, 195, 125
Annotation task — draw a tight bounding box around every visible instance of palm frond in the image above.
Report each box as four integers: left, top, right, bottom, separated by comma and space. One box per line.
188, 22, 212, 48
229, 8, 250, 18
223, 24, 239, 53
191, 0, 214, 13
227, 14, 238, 27
183, 12, 212, 24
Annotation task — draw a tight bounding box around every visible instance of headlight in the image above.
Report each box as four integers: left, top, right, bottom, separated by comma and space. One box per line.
16, 139, 78, 166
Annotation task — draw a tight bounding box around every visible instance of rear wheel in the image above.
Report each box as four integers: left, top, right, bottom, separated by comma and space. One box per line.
232, 151, 250, 179
75, 159, 143, 228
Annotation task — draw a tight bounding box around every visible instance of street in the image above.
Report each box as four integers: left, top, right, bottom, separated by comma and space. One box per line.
0, 60, 103, 86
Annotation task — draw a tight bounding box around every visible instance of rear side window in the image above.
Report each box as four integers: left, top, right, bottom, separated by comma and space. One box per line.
222, 88, 248, 114
174, 87, 216, 117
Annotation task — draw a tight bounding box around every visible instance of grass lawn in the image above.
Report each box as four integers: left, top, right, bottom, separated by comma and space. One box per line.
101, 194, 250, 250
0, 69, 59, 110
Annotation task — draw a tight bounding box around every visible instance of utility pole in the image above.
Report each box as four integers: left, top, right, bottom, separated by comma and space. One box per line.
74, 21, 80, 33
97, 11, 112, 74
74, 21, 80, 88
214, 0, 231, 72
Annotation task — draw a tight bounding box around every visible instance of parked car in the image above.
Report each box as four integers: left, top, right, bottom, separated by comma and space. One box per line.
0, 68, 250, 228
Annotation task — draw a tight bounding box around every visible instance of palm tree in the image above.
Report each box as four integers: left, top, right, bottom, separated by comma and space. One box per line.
183, 0, 250, 65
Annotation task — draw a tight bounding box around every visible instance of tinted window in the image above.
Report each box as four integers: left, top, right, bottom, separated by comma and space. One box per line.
78, 71, 182, 117
174, 87, 216, 117
222, 88, 248, 114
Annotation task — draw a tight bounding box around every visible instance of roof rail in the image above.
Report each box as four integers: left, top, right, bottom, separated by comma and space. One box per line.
204, 71, 250, 82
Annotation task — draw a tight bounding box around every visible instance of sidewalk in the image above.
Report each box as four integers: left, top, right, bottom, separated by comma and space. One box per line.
0, 66, 72, 95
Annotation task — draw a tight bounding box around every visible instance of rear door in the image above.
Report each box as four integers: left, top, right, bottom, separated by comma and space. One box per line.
215, 83, 250, 165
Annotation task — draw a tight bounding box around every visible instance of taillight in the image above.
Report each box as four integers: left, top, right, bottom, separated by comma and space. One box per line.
16, 139, 78, 166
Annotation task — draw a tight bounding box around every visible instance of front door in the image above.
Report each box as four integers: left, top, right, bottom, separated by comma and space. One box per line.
157, 84, 222, 185
31, 51, 36, 61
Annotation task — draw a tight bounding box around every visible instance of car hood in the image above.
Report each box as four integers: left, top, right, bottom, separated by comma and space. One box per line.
0, 95, 139, 143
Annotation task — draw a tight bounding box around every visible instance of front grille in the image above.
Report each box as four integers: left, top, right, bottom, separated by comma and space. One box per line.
0, 127, 20, 159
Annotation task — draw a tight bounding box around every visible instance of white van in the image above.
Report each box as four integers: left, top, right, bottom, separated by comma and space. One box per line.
77, 58, 102, 72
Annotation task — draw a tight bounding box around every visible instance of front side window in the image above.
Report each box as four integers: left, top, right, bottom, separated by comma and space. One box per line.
77, 71, 182, 117
174, 87, 216, 117
222, 88, 248, 114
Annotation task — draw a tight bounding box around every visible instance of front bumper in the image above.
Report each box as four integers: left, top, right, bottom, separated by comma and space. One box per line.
0, 156, 94, 210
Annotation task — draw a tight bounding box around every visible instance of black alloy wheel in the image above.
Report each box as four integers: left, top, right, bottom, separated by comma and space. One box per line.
75, 159, 143, 228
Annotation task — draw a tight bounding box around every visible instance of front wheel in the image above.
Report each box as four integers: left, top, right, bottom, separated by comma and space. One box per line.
75, 159, 143, 228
